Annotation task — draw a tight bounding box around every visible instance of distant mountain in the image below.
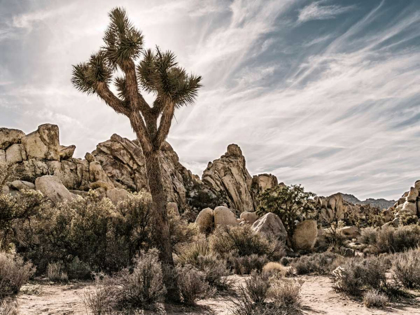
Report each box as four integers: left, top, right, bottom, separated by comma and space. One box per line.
341, 193, 395, 210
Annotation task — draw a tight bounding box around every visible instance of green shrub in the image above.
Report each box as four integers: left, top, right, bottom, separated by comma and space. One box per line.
176, 264, 209, 305
392, 248, 420, 289
14, 191, 153, 275
256, 184, 315, 236
292, 252, 342, 275
332, 257, 387, 296
363, 289, 388, 308
195, 255, 230, 290
0, 190, 44, 250
0, 252, 35, 297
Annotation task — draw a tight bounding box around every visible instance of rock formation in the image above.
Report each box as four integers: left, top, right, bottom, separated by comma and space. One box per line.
292, 220, 317, 251
386, 179, 420, 223
0, 124, 199, 210
251, 213, 288, 243
202, 144, 255, 213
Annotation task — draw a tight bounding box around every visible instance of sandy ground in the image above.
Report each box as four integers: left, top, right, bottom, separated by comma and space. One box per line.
15, 275, 420, 315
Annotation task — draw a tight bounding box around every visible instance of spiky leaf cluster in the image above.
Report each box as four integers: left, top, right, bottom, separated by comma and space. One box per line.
103, 7, 144, 66
137, 48, 201, 107
72, 52, 112, 94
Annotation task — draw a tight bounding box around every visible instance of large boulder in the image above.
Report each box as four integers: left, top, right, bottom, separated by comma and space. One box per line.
292, 220, 317, 251
202, 144, 254, 213
35, 175, 75, 204
214, 206, 238, 228
195, 208, 214, 233
240, 211, 258, 224
10, 180, 35, 191
5, 144, 27, 164
252, 213, 287, 242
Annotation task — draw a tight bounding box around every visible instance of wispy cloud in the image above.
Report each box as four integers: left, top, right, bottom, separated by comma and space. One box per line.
298, 1, 355, 22
1, 0, 420, 200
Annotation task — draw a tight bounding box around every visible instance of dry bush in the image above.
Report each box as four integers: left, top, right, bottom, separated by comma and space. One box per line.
376, 225, 420, 253
227, 253, 269, 275
363, 290, 388, 308
47, 263, 68, 282
231, 274, 302, 315
262, 262, 288, 277
0, 298, 19, 315
176, 264, 210, 305
332, 257, 387, 297
267, 280, 301, 310
359, 227, 378, 245
195, 255, 230, 290
84, 249, 166, 313
292, 252, 342, 275
245, 272, 270, 303
210, 225, 285, 260
0, 252, 35, 297
392, 248, 420, 289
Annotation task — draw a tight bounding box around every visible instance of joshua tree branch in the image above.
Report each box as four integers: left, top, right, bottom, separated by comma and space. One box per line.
154, 100, 175, 149
96, 83, 130, 116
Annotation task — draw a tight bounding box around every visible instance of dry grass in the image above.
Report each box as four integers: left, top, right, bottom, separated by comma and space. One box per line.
363, 290, 388, 308
0, 252, 35, 298
392, 248, 420, 289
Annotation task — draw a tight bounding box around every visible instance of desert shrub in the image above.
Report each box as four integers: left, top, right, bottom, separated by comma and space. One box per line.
0, 190, 44, 250
262, 262, 288, 277
227, 253, 269, 275
0, 252, 35, 297
376, 225, 420, 253
210, 225, 285, 261
359, 227, 378, 245
0, 298, 19, 315
13, 191, 153, 275
231, 275, 301, 315
195, 255, 230, 289
392, 248, 420, 289
84, 249, 166, 313
176, 264, 209, 305
67, 257, 91, 280
363, 289, 388, 308
256, 184, 315, 236
332, 257, 387, 296
246, 272, 270, 303
292, 252, 342, 275
168, 209, 197, 252
176, 238, 210, 266
267, 280, 301, 310
47, 263, 68, 282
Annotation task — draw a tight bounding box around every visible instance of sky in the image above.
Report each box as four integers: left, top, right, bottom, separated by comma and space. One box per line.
1, 0, 420, 200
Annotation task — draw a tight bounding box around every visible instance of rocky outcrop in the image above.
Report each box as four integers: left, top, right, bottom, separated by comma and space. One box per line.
202, 144, 254, 213
338, 226, 359, 239
315, 193, 344, 224
386, 179, 420, 224
292, 220, 317, 251
0, 124, 200, 211
251, 213, 287, 242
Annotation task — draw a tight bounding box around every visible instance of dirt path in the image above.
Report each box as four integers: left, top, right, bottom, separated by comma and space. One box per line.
15, 276, 420, 314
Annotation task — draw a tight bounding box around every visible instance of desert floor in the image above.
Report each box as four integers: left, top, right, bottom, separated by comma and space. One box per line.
16, 275, 420, 315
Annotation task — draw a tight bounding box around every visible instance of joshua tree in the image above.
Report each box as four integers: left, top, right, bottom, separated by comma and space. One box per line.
71, 8, 201, 298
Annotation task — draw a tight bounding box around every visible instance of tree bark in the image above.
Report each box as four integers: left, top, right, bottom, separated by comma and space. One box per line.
144, 150, 179, 301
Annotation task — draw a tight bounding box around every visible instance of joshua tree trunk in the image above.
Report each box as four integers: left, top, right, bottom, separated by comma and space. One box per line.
144, 150, 179, 300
